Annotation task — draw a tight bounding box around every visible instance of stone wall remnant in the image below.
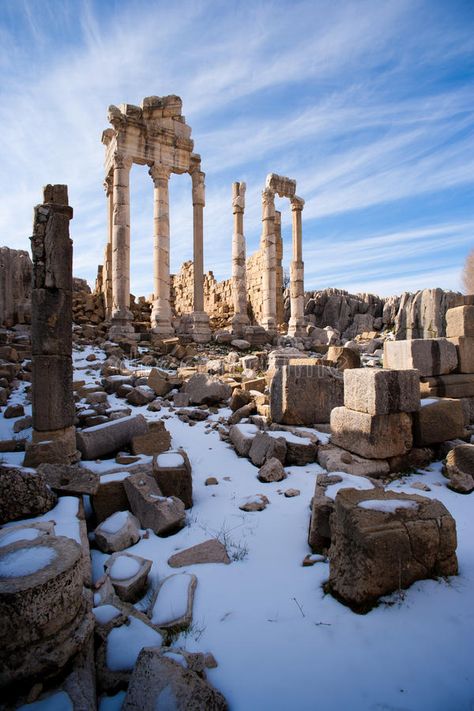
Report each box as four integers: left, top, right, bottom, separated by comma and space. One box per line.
0, 247, 32, 327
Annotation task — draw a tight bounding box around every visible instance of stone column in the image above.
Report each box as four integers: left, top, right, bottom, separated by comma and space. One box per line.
188, 164, 211, 342
260, 187, 277, 334
288, 196, 306, 337
149, 164, 174, 336
275, 210, 284, 325
109, 153, 134, 339
231, 181, 250, 335
24, 184, 79, 467
103, 172, 113, 319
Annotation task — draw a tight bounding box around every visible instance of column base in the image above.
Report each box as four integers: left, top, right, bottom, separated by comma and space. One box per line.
109, 308, 135, 340
178, 311, 211, 343
24, 426, 81, 468
260, 317, 277, 335
231, 313, 250, 338
288, 319, 307, 338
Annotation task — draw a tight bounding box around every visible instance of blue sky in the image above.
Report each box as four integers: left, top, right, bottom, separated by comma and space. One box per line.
0, 0, 473, 297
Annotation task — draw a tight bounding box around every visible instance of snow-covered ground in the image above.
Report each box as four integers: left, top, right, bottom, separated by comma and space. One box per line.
2, 345, 474, 710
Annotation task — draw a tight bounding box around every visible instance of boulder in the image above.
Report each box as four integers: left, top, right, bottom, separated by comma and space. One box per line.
95, 511, 141, 553
443, 444, 474, 494
153, 450, 193, 509
328, 488, 458, 610
76, 414, 148, 460
104, 552, 152, 603
383, 338, 458, 377
126, 386, 156, 406
344, 368, 420, 415
122, 649, 227, 711
0, 464, 56, 525
124, 471, 185, 536
413, 398, 466, 446
147, 368, 172, 397
248, 431, 286, 467
239, 494, 269, 512
257, 457, 286, 482
330, 407, 413, 459
4, 404, 24, 419
184, 374, 231, 405
168, 539, 231, 568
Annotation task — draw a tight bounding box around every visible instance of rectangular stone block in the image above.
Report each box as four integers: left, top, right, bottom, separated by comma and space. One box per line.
32, 355, 75, 431
31, 289, 72, 356
448, 337, 474, 374
384, 338, 458, 377
344, 368, 420, 415
446, 305, 474, 338
330, 406, 413, 459
76, 414, 148, 460
270, 360, 343, 425
413, 398, 466, 446
420, 373, 474, 398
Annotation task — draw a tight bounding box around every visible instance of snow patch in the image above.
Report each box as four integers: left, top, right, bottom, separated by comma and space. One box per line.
106, 617, 163, 671
93, 604, 121, 625
99, 511, 130, 535
150, 574, 192, 626
109, 556, 141, 580
0, 546, 57, 578
358, 499, 419, 513
156, 452, 184, 468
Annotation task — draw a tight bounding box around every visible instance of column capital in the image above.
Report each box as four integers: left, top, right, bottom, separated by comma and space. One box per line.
262, 187, 275, 218
291, 196, 305, 212
103, 173, 113, 196
149, 163, 172, 184
232, 182, 246, 213
191, 169, 205, 206
113, 152, 133, 171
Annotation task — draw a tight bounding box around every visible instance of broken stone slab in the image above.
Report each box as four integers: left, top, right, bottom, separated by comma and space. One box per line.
148, 368, 173, 397
228, 401, 257, 425
270, 360, 343, 425
443, 444, 474, 494
448, 336, 474, 374
229, 423, 259, 457
124, 471, 185, 536
229, 388, 253, 411
258, 457, 286, 482
317, 443, 390, 478
383, 338, 458, 377
239, 494, 269, 512
420, 373, 474, 399
344, 368, 420, 415
0, 464, 57, 525
446, 305, 474, 338
249, 431, 286, 467
148, 573, 197, 631
168, 539, 231, 568
122, 648, 227, 711
0, 521, 55, 548
413, 398, 466, 446
328, 488, 458, 611
330, 406, 413, 459
37, 463, 99, 496
105, 552, 152, 603
308, 472, 378, 553
183, 373, 232, 405
76, 414, 148, 460
95, 511, 141, 553
131, 420, 171, 456
153, 449, 193, 509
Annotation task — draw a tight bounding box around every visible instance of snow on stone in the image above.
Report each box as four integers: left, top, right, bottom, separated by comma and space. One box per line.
0, 527, 41, 547
162, 651, 187, 668
99, 471, 131, 484
106, 616, 163, 671
93, 604, 121, 625
358, 499, 419, 513
99, 511, 129, 535
234, 423, 259, 437
17, 690, 73, 710
156, 451, 184, 468
0, 545, 57, 578
82, 414, 138, 433
267, 430, 312, 445
109, 555, 141, 580
421, 398, 440, 407
150, 574, 192, 626
325, 472, 375, 500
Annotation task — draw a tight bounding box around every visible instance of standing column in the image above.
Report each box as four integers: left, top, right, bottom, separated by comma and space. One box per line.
103, 173, 113, 319
24, 185, 79, 467
188, 164, 211, 342
288, 196, 306, 337
110, 153, 134, 339
149, 164, 174, 335
231, 182, 249, 335
260, 187, 277, 334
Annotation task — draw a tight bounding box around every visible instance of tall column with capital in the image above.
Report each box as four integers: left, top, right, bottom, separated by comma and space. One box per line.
110, 153, 134, 338
231, 182, 250, 335
103, 172, 113, 319
288, 196, 306, 337
188, 162, 211, 342
149, 164, 174, 335
260, 187, 277, 334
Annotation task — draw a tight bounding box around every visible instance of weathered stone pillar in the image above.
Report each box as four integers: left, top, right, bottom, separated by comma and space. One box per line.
149, 164, 174, 336
188, 162, 211, 342
231, 181, 249, 335
110, 153, 134, 339
275, 210, 284, 325
261, 187, 277, 334
103, 172, 113, 319
24, 185, 79, 467
288, 196, 306, 337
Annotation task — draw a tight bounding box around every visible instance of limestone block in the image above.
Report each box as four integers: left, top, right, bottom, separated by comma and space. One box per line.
122, 649, 227, 711
268, 429, 317, 465
76, 414, 148, 460
443, 444, 474, 493
229, 389, 253, 411
330, 406, 413, 459
446, 305, 474, 338
132, 420, 171, 456
184, 373, 232, 405
420, 373, 474, 398
241, 377, 266, 392
383, 338, 458, 377
148, 573, 197, 631
168, 539, 230, 568
317, 444, 390, 478
249, 431, 287, 467
105, 552, 152, 603
32, 355, 75, 431
344, 368, 420, 415
326, 346, 361, 370
153, 450, 192, 509
328, 488, 458, 610
37, 463, 99, 496
270, 360, 344, 426
92, 474, 132, 523
147, 368, 173, 397
95, 511, 141, 553
124, 471, 185, 535
103, 375, 135, 394
448, 337, 474, 373
413, 398, 466, 446
126, 386, 156, 406
0, 464, 56, 524
229, 423, 258, 457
